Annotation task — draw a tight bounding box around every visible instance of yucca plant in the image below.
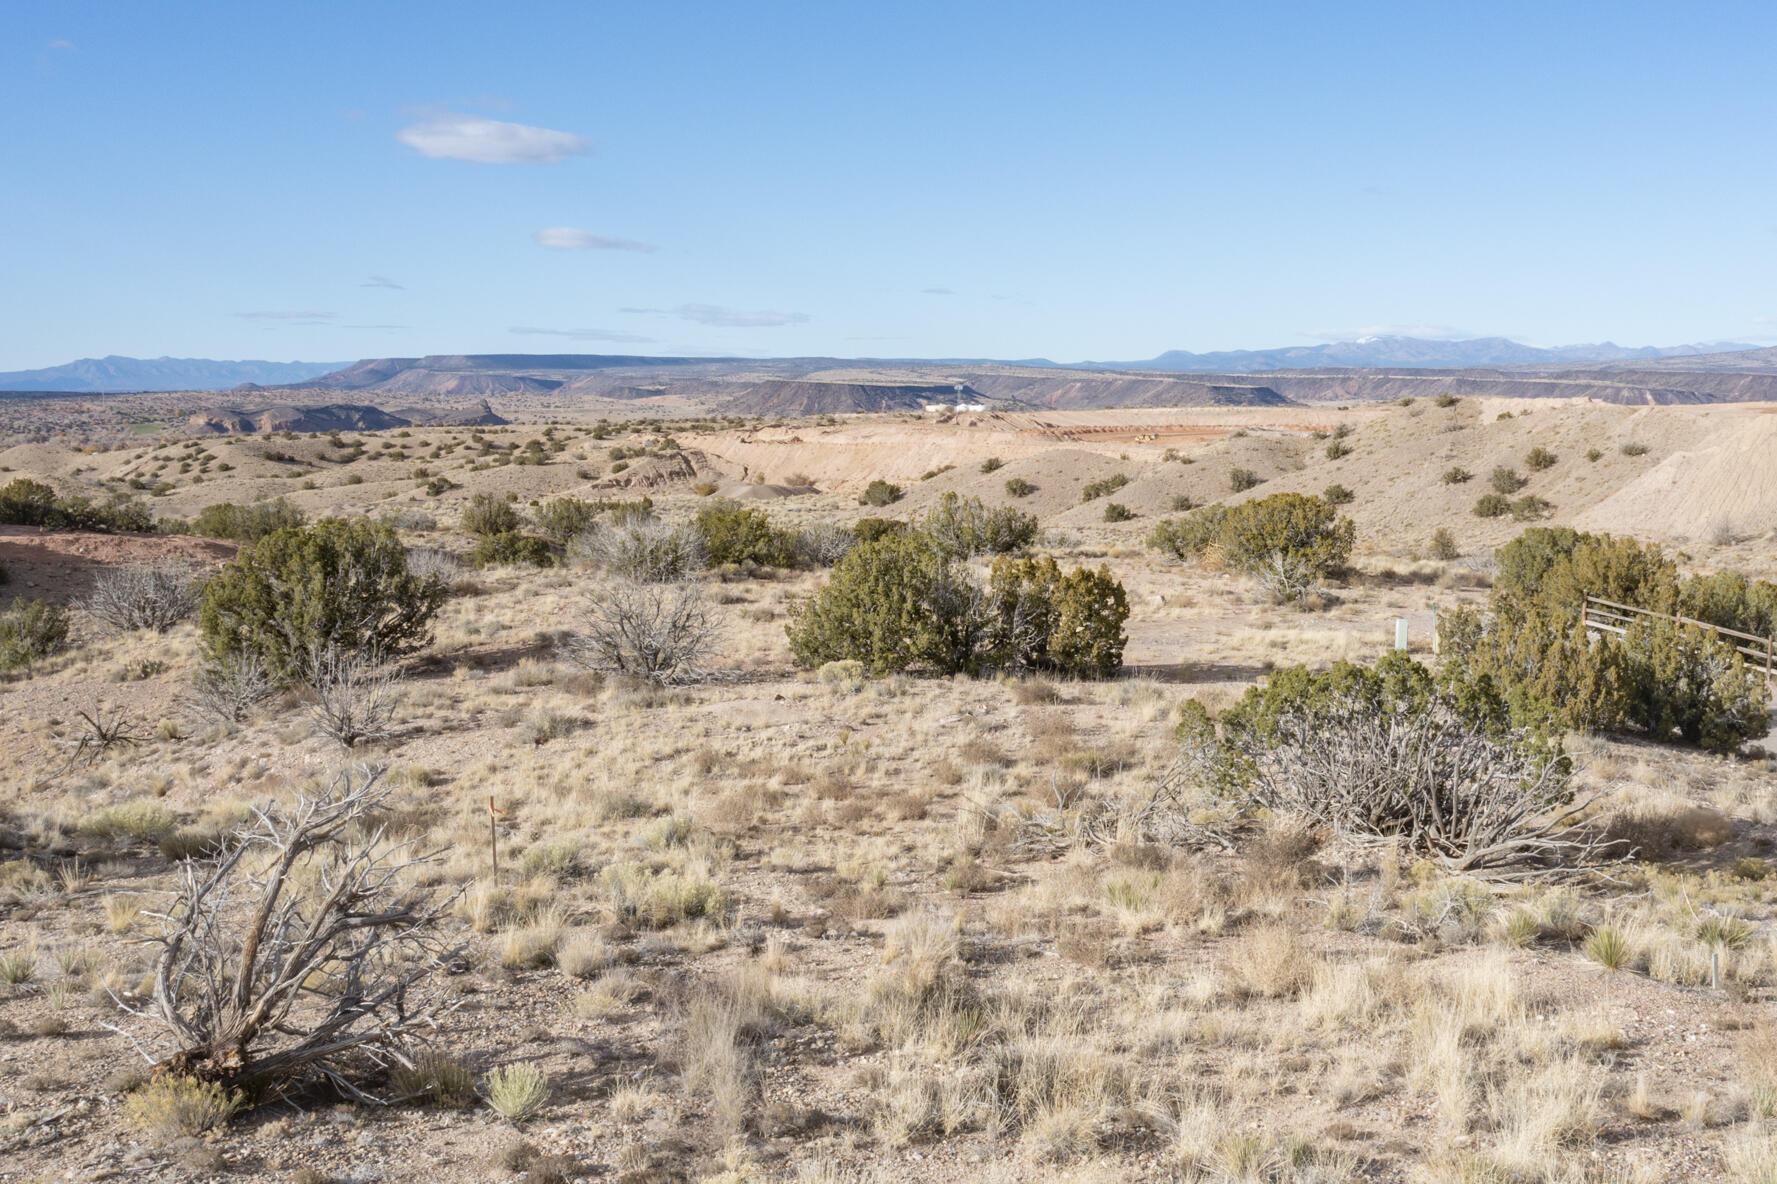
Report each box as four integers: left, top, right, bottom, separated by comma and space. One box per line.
1583, 925, 1631, 971
483, 1061, 550, 1122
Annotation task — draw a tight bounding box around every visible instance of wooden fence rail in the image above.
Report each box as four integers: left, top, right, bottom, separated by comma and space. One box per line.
1581, 594, 1777, 679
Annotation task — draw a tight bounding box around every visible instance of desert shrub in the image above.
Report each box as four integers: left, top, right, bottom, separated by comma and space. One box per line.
923, 492, 1039, 557
852, 517, 906, 545
1322, 483, 1354, 506
1218, 493, 1354, 587
818, 658, 866, 693
1145, 494, 1354, 601
980, 457, 1005, 474
1145, 506, 1228, 561
786, 532, 981, 676
306, 644, 400, 747
1525, 446, 1558, 471
192, 651, 275, 723
0, 478, 153, 533
1324, 440, 1352, 460
1490, 466, 1526, 495
859, 480, 903, 507
468, 531, 555, 568
1442, 467, 1473, 485
1434, 393, 1459, 408
125, 1075, 243, 1140
1181, 653, 1584, 874
0, 478, 60, 526
85, 560, 200, 632
1678, 571, 1777, 640
581, 517, 705, 581
984, 556, 1129, 679
484, 1063, 550, 1122
391, 1049, 477, 1109
1509, 495, 1553, 521
461, 492, 523, 536
1441, 528, 1770, 751
1080, 473, 1130, 502
1004, 477, 1035, 497
565, 580, 719, 685
1473, 494, 1511, 518
788, 534, 1128, 679
600, 497, 655, 524
1102, 502, 1135, 522
1228, 467, 1263, 492
0, 598, 71, 672
533, 497, 600, 544
693, 499, 795, 566
1493, 527, 1677, 615
1430, 527, 1460, 561
199, 519, 447, 682
1169, 494, 1195, 512
791, 521, 855, 567
190, 498, 303, 542
1624, 619, 1771, 752
403, 546, 463, 586
82, 799, 176, 843
1620, 441, 1648, 457
122, 769, 459, 1095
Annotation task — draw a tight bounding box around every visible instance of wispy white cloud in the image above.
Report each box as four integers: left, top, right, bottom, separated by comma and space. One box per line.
396, 114, 590, 164
510, 326, 657, 344
48, 39, 75, 50
676, 303, 808, 328
921, 287, 955, 296
344, 323, 407, 330
532, 227, 656, 252
361, 275, 404, 289
235, 310, 337, 321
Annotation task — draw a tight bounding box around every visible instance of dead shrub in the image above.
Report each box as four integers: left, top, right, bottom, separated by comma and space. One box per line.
85, 560, 201, 633
192, 651, 276, 723
564, 578, 719, 685
1226, 923, 1314, 998
1605, 802, 1734, 858
113, 766, 461, 1097
304, 643, 400, 747
883, 792, 930, 821
1056, 922, 1115, 968
958, 737, 1012, 767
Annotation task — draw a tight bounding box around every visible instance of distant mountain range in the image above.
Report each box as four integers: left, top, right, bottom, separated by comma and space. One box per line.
4, 337, 1776, 397
1069, 336, 1766, 373
0, 355, 349, 392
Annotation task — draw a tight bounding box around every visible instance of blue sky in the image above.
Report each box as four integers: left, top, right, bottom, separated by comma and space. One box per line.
5, 1, 1776, 369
